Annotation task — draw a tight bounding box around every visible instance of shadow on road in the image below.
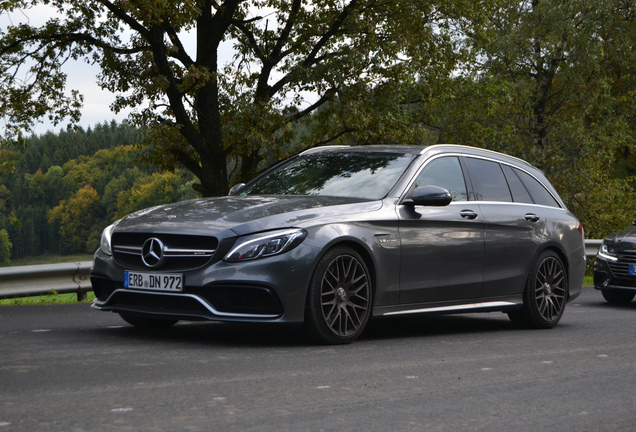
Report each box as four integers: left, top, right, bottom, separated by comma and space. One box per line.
91, 312, 520, 347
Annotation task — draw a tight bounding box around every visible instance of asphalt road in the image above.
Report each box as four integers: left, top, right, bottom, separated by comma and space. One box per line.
1, 287, 635, 432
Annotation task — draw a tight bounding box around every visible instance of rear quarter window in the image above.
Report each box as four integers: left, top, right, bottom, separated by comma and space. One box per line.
502, 164, 533, 204
513, 168, 561, 208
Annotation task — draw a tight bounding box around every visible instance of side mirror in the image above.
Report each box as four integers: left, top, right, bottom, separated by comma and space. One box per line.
228, 183, 246, 195
632, 218, 636, 226
407, 185, 452, 207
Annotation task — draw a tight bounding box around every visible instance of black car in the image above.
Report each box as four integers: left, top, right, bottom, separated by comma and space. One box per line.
594, 219, 636, 304
91, 144, 586, 344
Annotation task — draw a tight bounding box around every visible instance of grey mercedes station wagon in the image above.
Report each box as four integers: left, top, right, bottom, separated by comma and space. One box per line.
91, 145, 586, 344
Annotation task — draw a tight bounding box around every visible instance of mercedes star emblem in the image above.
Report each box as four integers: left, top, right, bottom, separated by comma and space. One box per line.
141, 237, 165, 268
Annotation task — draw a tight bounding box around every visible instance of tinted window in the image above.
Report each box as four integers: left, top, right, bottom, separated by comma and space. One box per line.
465, 158, 512, 202
242, 152, 415, 200
413, 156, 468, 201
513, 168, 561, 208
502, 165, 533, 203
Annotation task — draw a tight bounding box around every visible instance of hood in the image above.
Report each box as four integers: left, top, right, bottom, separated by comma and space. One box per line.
604, 227, 636, 252
114, 195, 382, 236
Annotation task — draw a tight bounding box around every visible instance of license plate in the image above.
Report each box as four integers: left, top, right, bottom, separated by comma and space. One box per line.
124, 271, 183, 291
630, 265, 635, 276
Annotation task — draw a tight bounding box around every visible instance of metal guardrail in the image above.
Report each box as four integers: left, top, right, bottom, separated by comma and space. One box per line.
0, 240, 605, 301
585, 239, 602, 259
0, 261, 92, 301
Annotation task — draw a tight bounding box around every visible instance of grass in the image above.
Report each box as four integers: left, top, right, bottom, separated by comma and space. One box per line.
7, 254, 94, 267
0, 291, 96, 306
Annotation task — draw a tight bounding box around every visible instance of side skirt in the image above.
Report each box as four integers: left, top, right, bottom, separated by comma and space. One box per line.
376, 301, 520, 317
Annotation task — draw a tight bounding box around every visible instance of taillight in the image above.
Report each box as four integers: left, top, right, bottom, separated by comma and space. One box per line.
576, 221, 584, 238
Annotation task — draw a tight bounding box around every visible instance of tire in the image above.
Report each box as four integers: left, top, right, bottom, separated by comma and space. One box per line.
601, 289, 635, 305
508, 250, 568, 329
119, 312, 178, 329
304, 246, 373, 344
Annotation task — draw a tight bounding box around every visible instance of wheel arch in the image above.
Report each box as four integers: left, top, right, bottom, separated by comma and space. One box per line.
304, 237, 378, 306
531, 243, 571, 296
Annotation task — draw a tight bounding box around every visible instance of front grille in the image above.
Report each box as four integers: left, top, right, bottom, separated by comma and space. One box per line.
112, 233, 218, 271
607, 251, 636, 278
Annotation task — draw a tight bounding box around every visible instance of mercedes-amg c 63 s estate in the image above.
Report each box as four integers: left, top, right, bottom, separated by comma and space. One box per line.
91, 144, 586, 344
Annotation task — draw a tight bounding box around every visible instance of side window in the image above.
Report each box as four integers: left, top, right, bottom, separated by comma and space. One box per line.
465, 158, 512, 202
502, 164, 533, 204
413, 156, 468, 202
513, 168, 561, 208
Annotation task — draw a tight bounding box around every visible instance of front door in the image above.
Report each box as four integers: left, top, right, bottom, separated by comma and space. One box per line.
398, 156, 485, 304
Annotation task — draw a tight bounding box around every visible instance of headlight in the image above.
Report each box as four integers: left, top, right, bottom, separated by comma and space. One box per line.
224, 229, 307, 263
99, 223, 116, 256
598, 242, 618, 262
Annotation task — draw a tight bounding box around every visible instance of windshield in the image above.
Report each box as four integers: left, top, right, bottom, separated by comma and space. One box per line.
241, 151, 416, 200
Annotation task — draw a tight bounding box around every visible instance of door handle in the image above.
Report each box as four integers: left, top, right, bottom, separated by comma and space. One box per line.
460, 210, 479, 220
525, 213, 540, 222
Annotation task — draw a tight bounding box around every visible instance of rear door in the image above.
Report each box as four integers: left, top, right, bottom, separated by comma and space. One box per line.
463, 157, 546, 299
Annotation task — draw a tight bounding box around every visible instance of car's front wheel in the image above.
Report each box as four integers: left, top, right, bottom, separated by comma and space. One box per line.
304, 246, 372, 344
508, 250, 567, 329
601, 289, 635, 305
119, 312, 179, 329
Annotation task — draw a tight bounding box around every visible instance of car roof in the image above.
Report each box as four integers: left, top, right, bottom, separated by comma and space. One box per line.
300, 145, 427, 156
300, 144, 533, 167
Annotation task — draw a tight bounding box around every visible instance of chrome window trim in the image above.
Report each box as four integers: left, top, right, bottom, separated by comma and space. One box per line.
402, 150, 563, 208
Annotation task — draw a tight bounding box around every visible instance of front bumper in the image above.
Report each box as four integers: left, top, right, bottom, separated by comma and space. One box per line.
593, 257, 636, 291
90, 243, 320, 324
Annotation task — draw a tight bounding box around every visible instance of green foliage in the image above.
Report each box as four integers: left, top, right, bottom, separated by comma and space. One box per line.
115, 171, 198, 218
0, 229, 12, 265
425, 0, 636, 238
0, 122, 199, 262
48, 185, 101, 252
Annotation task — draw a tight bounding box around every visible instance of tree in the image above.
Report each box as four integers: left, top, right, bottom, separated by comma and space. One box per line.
424, 0, 636, 237
116, 171, 197, 218
47, 184, 101, 252
0, 229, 12, 265
1, 0, 473, 196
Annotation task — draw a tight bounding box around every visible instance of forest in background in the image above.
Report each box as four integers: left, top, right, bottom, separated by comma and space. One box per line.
0, 122, 198, 264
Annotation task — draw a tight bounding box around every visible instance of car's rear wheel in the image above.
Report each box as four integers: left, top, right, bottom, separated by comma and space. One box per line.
508, 250, 567, 329
601, 289, 635, 305
119, 312, 178, 329
304, 246, 372, 344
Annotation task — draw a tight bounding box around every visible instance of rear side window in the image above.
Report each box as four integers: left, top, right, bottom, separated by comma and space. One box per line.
513, 168, 561, 208
465, 158, 512, 202
502, 165, 533, 204
413, 156, 468, 201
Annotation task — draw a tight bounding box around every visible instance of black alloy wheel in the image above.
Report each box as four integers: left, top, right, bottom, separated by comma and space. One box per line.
509, 250, 567, 329
304, 246, 372, 344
